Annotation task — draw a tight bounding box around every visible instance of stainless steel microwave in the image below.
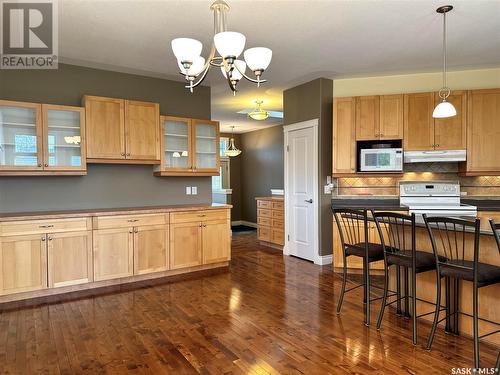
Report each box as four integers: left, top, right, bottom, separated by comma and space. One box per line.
360, 148, 403, 172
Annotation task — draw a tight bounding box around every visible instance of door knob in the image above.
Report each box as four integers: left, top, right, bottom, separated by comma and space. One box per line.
305, 199, 313, 203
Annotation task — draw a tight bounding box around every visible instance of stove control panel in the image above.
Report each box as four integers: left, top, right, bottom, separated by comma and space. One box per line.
400, 181, 460, 197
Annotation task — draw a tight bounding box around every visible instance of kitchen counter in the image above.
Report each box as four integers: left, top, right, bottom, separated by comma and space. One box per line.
0, 203, 232, 222
255, 196, 284, 201
462, 198, 500, 211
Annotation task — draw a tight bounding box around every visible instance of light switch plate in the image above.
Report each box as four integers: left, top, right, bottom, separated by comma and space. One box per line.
191, 186, 198, 195
186, 186, 192, 195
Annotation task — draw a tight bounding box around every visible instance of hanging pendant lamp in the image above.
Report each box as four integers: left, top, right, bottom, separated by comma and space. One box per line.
433, 5, 457, 119
225, 126, 242, 157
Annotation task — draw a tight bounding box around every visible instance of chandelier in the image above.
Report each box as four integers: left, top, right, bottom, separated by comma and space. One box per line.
171, 0, 272, 95
248, 100, 269, 121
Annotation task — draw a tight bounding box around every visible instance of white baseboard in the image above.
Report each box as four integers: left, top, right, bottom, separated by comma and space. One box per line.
231, 220, 257, 228
314, 254, 333, 266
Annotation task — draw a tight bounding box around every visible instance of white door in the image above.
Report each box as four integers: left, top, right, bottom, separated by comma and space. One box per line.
286, 123, 317, 261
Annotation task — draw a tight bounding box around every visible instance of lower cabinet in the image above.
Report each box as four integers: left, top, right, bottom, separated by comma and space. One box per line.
203, 220, 231, 264
93, 227, 134, 281
48, 230, 93, 288
0, 234, 48, 295
134, 224, 169, 275
170, 222, 202, 269
170, 217, 231, 269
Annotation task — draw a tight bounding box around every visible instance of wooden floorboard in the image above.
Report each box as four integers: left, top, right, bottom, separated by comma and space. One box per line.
0, 231, 498, 374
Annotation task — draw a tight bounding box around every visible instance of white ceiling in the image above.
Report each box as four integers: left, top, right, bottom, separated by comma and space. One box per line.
58, 0, 500, 133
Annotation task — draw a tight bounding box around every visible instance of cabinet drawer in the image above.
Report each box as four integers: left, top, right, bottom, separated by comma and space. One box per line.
257, 200, 272, 209
257, 208, 272, 218
258, 217, 271, 226
271, 229, 284, 246
272, 201, 284, 210
272, 210, 284, 220
0, 218, 90, 236
258, 226, 271, 241
94, 214, 167, 229
170, 209, 228, 224
272, 219, 284, 230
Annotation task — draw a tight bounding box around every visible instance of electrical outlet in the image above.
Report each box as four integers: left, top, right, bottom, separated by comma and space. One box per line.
191, 186, 198, 195
186, 186, 192, 195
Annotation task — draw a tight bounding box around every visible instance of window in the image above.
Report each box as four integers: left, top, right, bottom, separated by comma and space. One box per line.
212, 159, 230, 190
219, 137, 229, 158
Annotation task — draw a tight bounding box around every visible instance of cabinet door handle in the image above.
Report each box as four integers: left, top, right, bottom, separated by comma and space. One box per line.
38, 163, 42, 167
380, 133, 384, 137
39, 224, 54, 228
41, 237, 46, 241
121, 152, 125, 156
199, 224, 202, 228
203, 224, 207, 227
134, 229, 138, 233
126, 153, 130, 156
48, 237, 52, 241
129, 230, 133, 234
44, 163, 48, 167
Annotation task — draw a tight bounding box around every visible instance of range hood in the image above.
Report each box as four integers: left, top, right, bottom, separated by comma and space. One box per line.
404, 149, 466, 163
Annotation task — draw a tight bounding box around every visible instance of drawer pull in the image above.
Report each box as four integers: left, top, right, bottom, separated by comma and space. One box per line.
39, 224, 54, 228
197, 214, 206, 217
127, 219, 139, 222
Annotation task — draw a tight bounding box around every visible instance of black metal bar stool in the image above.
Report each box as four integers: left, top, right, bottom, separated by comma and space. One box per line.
424, 215, 500, 370
491, 219, 500, 254
372, 212, 438, 345
332, 208, 385, 326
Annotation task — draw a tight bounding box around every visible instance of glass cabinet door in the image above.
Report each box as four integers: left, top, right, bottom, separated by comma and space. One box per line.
162, 117, 191, 171
0, 101, 42, 170
43, 105, 85, 171
192, 120, 219, 172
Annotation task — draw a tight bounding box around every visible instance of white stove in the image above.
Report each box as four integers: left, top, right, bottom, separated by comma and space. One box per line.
400, 181, 477, 220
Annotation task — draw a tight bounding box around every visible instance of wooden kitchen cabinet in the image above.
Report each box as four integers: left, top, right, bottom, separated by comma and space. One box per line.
0, 233, 47, 295
202, 220, 231, 264
47, 230, 93, 288
0, 100, 86, 175
355, 96, 379, 140
462, 89, 500, 175
155, 117, 220, 176
125, 100, 160, 161
133, 224, 169, 275
434, 90, 467, 150
379, 94, 404, 140
256, 198, 284, 247
93, 227, 134, 281
333, 97, 356, 174
170, 222, 202, 269
403, 92, 435, 151
84, 96, 160, 164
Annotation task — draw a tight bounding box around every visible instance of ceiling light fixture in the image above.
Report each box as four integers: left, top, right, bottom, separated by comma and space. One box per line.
171, 0, 272, 95
433, 5, 456, 119
247, 100, 269, 121
225, 126, 242, 157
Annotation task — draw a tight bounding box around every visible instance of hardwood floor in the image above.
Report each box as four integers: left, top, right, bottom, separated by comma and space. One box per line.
0, 231, 498, 374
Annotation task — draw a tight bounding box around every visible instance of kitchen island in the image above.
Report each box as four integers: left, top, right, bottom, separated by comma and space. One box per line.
331, 197, 500, 345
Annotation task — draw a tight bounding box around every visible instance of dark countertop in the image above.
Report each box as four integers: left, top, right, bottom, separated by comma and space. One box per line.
331, 198, 500, 212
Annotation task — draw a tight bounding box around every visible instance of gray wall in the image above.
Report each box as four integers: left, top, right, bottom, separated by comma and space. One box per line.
283, 78, 333, 256
240, 125, 284, 223
0, 63, 213, 213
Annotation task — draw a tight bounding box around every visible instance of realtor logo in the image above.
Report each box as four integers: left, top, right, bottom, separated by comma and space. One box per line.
1, 0, 58, 69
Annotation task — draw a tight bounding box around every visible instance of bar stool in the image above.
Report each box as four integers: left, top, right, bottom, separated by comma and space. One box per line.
372, 212, 438, 345
332, 208, 384, 326
424, 215, 500, 370
491, 219, 500, 254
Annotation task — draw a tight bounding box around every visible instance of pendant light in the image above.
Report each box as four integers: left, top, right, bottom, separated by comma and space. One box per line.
433, 5, 457, 118
225, 126, 242, 157
248, 100, 269, 121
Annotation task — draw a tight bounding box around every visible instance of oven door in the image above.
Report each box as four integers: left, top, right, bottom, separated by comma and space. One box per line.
360, 149, 403, 172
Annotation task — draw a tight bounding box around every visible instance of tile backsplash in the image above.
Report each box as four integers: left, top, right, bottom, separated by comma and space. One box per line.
336, 163, 500, 196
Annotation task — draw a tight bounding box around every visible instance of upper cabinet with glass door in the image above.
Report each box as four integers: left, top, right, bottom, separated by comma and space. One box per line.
154, 117, 220, 176
0, 100, 86, 175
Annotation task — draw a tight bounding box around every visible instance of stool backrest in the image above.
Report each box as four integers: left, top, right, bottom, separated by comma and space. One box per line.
490, 219, 500, 255
372, 211, 416, 259
423, 215, 481, 272
332, 208, 368, 249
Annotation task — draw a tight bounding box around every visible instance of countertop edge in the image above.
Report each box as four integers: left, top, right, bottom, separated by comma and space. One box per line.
0, 204, 232, 222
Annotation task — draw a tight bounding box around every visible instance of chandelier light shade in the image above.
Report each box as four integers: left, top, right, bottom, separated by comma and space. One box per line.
171, 0, 272, 94
244, 47, 273, 72
225, 126, 242, 157
248, 100, 269, 121
214, 31, 246, 59
171, 38, 203, 65
433, 5, 456, 119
